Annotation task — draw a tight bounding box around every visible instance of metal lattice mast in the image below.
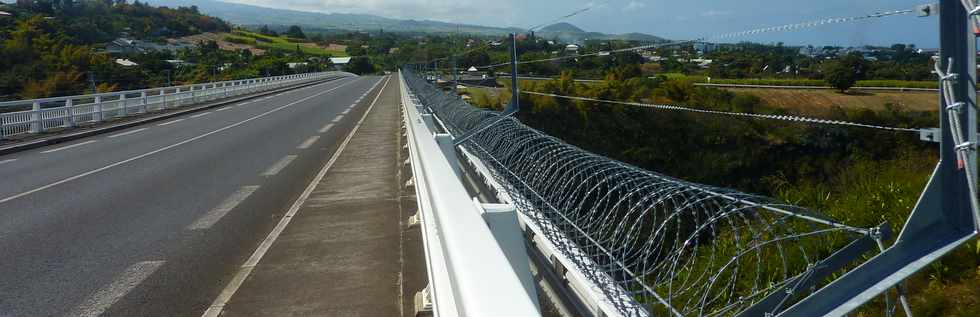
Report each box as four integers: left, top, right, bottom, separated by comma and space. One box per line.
779, 1, 979, 315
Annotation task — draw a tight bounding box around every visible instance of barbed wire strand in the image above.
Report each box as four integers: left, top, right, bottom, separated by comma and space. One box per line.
463, 82, 925, 133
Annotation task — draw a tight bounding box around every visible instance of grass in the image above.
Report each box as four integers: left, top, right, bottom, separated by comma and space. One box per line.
730, 88, 938, 115
661, 74, 939, 89
230, 31, 347, 57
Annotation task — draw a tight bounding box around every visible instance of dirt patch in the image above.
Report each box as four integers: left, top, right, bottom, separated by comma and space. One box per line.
168, 32, 266, 56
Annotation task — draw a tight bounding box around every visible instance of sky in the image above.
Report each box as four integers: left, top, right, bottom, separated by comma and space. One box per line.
221, 0, 940, 48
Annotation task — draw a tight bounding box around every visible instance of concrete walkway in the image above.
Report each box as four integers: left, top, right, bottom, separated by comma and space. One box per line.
218, 75, 412, 316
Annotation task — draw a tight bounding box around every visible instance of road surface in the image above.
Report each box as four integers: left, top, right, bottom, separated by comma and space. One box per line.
0, 75, 393, 316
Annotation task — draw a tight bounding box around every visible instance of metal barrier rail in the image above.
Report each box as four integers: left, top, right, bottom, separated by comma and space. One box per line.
0, 72, 348, 139
403, 68, 883, 316
399, 71, 541, 317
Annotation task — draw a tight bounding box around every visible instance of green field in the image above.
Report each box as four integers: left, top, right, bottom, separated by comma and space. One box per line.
658, 73, 939, 89
230, 31, 347, 57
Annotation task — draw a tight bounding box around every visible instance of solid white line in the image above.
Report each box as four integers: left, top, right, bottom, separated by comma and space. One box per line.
158, 119, 185, 126
41, 140, 97, 154
68, 260, 165, 317
331, 115, 344, 123
190, 112, 211, 118
317, 123, 334, 134
0, 78, 359, 205
107, 128, 149, 139
297, 136, 320, 150
187, 186, 260, 230
0, 159, 17, 165
201, 75, 390, 317
341, 109, 350, 115
350, 103, 357, 108
215, 107, 231, 112
260, 155, 297, 176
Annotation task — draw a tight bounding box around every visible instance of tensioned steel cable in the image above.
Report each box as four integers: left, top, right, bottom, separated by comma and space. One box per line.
402, 69, 874, 316
465, 82, 925, 133
477, 4, 931, 69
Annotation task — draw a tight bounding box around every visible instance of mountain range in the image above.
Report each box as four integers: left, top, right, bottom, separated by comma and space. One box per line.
142, 0, 665, 43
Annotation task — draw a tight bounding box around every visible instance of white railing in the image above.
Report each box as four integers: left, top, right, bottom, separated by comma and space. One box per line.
400, 71, 541, 317
0, 72, 349, 139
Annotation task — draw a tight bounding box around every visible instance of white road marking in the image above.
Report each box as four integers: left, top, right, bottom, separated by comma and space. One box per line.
215, 107, 231, 112
0, 78, 359, 205
107, 128, 148, 139
297, 136, 320, 150
41, 140, 97, 154
190, 112, 211, 118
317, 123, 334, 133
187, 186, 260, 230
201, 75, 390, 317
350, 103, 357, 108
158, 119, 184, 126
0, 159, 17, 165
341, 109, 350, 115
331, 115, 344, 123
260, 155, 297, 176
68, 260, 165, 317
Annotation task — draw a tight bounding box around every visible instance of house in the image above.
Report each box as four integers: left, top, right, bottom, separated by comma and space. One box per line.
287, 62, 308, 69
329, 57, 352, 65
114, 59, 139, 67
106, 38, 190, 55
694, 42, 719, 55
565, 44, 580, 53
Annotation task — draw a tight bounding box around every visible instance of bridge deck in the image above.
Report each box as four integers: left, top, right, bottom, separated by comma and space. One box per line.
215, 76, 418, 316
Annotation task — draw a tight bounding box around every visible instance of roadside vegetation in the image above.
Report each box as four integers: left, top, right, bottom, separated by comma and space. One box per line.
0, 1, 341, 102
463, 68, 978, 316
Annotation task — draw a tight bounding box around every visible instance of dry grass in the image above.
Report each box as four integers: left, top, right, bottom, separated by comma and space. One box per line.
724, 87, 939, 115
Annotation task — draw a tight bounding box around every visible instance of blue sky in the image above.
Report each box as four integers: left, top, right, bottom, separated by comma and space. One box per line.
223, 0, 939, 47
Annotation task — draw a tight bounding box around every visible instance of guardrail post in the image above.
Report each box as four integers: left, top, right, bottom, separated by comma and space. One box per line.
175, 87, 182, 107
94, 96, 103, 122
65, 98, 75, 128
30, 101, 41, 133
434, 133, 462, 177
160, 89, 166, 109
140, 92, 148, 113
119, 93, 128, 117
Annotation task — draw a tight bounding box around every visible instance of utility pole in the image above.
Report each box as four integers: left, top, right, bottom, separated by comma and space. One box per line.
165, 69, 172, 87
507, 33, 520, 113
453, 24, 460, 94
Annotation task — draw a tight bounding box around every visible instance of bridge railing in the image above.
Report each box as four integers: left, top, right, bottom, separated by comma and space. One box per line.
0, 72, 350, 139
402, 67, 886, 316
399, 71, 541, 317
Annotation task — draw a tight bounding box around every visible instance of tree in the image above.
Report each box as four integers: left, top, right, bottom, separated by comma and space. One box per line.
345, 56, 375, 75
286, 25, 305, 39
823, 60, 857, 93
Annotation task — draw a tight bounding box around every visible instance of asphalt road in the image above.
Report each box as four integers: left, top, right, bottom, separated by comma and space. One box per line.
0, 75, 387, 316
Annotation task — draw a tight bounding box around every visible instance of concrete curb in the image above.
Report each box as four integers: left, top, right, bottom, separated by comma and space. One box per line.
0, 76, 350, 156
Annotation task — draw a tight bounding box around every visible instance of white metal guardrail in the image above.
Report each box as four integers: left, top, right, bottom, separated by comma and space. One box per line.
0, 72, 347, 139
399, 71, 541, 317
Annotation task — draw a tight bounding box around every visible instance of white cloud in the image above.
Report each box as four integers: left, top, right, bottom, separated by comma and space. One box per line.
624, 1, 646, 11
701, 10, 732, 17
